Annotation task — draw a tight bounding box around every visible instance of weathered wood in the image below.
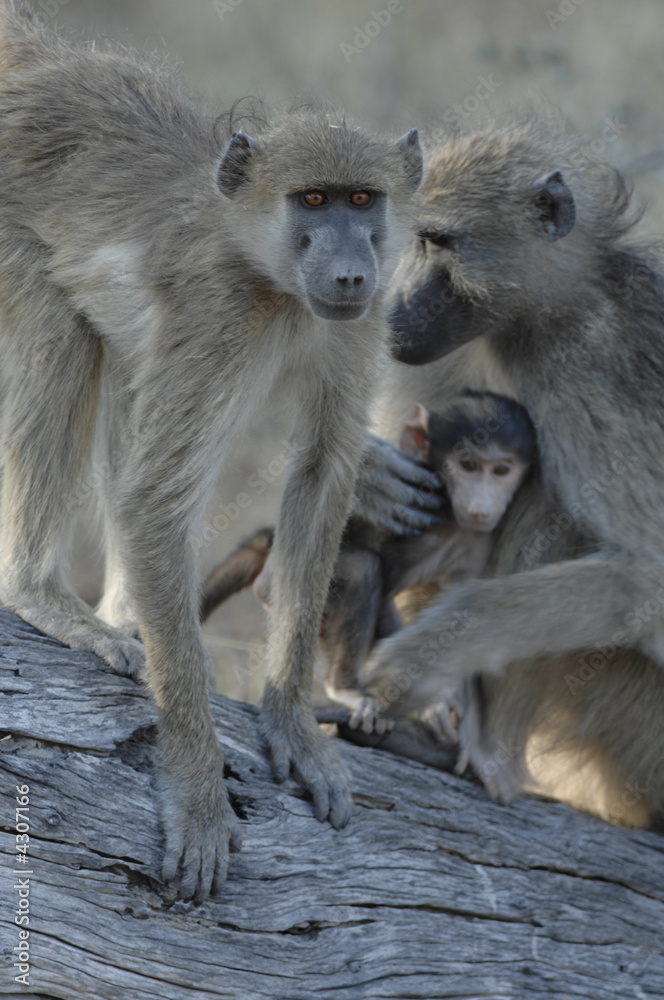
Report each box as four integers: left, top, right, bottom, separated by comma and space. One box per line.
1, 608, 663, 999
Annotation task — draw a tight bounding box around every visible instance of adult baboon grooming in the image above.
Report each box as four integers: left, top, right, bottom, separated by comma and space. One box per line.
0, 1, 423, 899
361, 116, 664, 825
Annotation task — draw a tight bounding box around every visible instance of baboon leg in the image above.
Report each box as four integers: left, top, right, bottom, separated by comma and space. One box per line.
484, 652, 662, 827
200, 526, 274, 622
0, 281, 144, 675
322, 548, 391, 735
324, 549, 382, 697
109, 364, 242, 901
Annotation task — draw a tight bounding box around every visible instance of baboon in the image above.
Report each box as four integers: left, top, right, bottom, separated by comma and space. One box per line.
0, 1, 423, 899
359, 115, 664, 827
202, 391, 536, 734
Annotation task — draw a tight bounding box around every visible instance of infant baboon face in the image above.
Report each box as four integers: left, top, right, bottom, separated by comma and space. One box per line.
442, 445, 529, 532
399, 394, 536, 533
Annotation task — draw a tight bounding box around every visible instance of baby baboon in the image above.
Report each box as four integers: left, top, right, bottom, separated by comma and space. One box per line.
360, 115, 664, 826
0, 2, 422, 899
202, 391, 536, 732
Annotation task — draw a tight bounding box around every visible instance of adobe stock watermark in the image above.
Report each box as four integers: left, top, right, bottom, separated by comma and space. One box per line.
213, 0, 244, 22
370, 609, 478, 711
545, 0, 586, 31
520, 447, 639, 569
340, 1, 404, 63
567, 116, 629, 177
564, 578, 664, 695
31, 0, 70, 26
428, 74, 502, 133
191, 439, 300, 554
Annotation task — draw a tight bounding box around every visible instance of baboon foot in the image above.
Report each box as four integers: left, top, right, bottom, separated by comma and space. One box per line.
260, 688, 353, 829
159, 747, 242, 902
4, 585, 145, 679
421, 682, 522, 802
454, 687, 522, 805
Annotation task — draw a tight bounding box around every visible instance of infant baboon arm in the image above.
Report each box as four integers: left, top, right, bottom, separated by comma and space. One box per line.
423, 676, 523, 803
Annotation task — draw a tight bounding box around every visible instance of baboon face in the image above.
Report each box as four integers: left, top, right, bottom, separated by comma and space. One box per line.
439, 445, 529, 532
399, 393, 536, 532
217, 116, 423, 321
283, 187, 384, 321
388, 124, 577, 364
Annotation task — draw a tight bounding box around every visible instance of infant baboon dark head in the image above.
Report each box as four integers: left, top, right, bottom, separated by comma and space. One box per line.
400, 390, 537, 532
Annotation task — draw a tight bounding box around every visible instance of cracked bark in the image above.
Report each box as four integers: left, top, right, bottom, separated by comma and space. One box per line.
1, 609, 663, 999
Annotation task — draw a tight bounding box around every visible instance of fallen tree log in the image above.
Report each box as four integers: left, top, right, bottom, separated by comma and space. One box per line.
1, 608, 663, 1000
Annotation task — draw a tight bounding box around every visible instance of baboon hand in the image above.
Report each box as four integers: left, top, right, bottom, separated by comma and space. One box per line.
347, 695, 394, 735
324, 681, 394, 735
353, 434, 444, 536
158, 741, 242, 902
260, 686, 353, 829
420, 696, 463, 746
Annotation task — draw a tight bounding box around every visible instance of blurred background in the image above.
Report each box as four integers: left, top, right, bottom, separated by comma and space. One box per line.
58, 0, 664, 700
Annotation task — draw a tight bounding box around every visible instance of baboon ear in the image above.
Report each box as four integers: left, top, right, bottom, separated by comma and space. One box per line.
399, 403, 431, 461
398, 128, 424, 190
531, 170, 576, 240
217, 132, 261, 197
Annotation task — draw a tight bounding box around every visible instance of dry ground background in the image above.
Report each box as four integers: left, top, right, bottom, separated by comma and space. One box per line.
55, 0, 664, 702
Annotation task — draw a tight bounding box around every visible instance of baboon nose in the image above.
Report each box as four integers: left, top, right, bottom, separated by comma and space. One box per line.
336, 272, 365, 288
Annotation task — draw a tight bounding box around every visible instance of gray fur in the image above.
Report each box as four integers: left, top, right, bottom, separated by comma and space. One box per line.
0, 0, 421, 898
363, 115, 664, 828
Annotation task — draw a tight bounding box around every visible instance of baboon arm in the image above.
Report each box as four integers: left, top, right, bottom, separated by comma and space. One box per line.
363, 556, 638, 714
352, 433, 443, 535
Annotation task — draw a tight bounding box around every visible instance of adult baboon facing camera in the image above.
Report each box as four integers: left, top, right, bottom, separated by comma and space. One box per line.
0, 1, 423, 899
361, 115, 664, 826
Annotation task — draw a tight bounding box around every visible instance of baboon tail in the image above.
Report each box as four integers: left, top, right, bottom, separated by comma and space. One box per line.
200, 527, 274, 621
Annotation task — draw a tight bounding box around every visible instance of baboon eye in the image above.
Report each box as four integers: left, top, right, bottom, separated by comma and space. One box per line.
461, 458, 479, 473
418, 231, 456, 250
303, 191, 327, 207
493, 464, 512, 476
350, 191, 372, 207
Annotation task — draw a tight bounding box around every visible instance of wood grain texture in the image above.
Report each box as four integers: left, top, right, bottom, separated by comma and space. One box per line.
1, 609, 662, 999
